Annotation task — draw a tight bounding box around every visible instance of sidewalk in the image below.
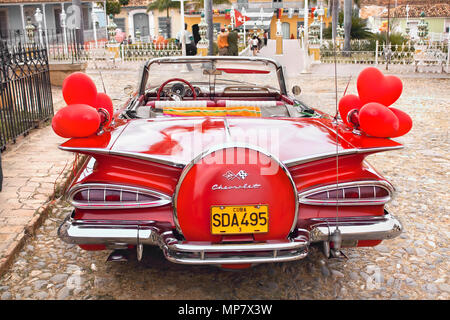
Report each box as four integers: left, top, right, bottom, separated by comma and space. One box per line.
0, 67, 136, 277
0, 89, 77, 276
258, 39, 305, 77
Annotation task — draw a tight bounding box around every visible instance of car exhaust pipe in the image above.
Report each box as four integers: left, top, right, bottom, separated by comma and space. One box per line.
107, 249, 130, 262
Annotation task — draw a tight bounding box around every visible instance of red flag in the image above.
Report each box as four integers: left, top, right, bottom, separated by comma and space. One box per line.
234, 10, 250, 28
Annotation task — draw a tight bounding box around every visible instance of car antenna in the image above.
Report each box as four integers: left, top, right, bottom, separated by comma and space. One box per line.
93, 59, 107, 94
330, 14, 343, 258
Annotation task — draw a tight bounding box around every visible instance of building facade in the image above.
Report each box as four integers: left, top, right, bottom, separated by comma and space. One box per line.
360, 0, 450, 40
112, 0, 331, 42
0, 0, 107, 41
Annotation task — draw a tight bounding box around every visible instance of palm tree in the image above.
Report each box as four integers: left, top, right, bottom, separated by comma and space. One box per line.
331, 0, 339, 42
343, 0, 352, 52
147, 0, 180, 18
188, 0, 230, 10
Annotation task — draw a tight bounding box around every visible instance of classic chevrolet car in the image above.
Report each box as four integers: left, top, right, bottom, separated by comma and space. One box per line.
58, 56, 402, 269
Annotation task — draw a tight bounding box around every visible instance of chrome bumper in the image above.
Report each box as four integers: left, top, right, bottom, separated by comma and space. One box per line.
58, 212, 402, 265
308, 212, 403, 242
58, 217, 309, 265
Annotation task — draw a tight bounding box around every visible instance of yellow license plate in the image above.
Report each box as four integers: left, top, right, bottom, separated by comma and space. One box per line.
211, 205, 269, 235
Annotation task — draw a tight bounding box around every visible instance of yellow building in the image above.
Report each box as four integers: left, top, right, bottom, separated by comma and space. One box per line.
113, 0, 331, 41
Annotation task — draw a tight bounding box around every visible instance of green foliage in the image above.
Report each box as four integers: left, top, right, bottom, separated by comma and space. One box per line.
147, 0, 180, 17
189, 0, 231, 10
323, 12, 373, 39
372, 32, 407, 46
105, 1, 121, 16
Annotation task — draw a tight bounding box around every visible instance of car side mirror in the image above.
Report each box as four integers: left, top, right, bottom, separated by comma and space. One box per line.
292, 85, 301, 96
124, 85, 134, 96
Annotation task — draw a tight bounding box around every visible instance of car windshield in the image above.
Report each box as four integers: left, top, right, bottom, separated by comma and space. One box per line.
144, 58, 281, 94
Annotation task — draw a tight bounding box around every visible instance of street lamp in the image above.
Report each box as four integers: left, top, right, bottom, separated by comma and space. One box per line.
317, 3, 324, 46
405, 4, 410, 37
60, 8, 68, 55
91, 11, 98, 47
302, 0, 309, 73
34, 8, 44, 47
241, 7, 247, 46
173, 0, 187, 56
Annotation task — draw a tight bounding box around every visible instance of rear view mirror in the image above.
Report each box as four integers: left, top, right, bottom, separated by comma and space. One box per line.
292, 85, 301, 96
124, 85, 134, 96
203, 69, 222, 76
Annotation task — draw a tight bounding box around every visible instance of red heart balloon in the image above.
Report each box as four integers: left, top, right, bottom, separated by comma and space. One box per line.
52, 104, 101, 138
357, 67, 403, 107
359, 102, 399, 138
389, 107, 413, 137
62, 72, 97, 107
94, 92, 114, 125
338, 94, 363, 127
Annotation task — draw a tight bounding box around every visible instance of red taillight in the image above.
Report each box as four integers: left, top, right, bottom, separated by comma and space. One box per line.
299, 181, 393, 206
68, 184, 171, 209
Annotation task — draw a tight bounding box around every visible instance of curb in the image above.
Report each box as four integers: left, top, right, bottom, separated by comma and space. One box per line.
0, 154, 86, 278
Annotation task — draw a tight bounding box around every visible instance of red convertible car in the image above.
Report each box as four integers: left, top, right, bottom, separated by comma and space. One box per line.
58, 57, 402, 269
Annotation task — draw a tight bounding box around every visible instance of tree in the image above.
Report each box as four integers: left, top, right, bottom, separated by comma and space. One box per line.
147, 0, 180, 18
323, 13, 372, 40
103, 0, 130, 16
343, 0, 352, 51
188, 0, 230, 10
331, 0, 339, 42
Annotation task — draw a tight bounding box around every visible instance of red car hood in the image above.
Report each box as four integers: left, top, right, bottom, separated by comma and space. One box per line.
59, 117, 403, 168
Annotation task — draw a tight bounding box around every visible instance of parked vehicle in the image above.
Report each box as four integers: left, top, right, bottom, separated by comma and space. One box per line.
57, 57, 402, 269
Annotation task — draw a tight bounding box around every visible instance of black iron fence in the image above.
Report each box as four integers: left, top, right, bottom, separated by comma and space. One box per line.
0, 40, 53, 151
1, 28, 87, 63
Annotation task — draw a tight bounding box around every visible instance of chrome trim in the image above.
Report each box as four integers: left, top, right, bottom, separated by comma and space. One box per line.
58, 217, 309, 265
309, 213, 403, 242
298, 180, 394, 206
58, 146, 187, 169
283, 146, 404, 168
172, 142, 299, 238
67, 183, 172, 209
141, 56, 286, 96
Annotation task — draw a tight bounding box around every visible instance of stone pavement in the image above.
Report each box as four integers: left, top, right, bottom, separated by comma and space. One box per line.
0, 67, 137, 277
0, 90, 78, 276
258, 39, 305, 77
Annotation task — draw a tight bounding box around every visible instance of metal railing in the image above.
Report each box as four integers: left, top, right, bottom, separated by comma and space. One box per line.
0, 41, 53, 151
319, 39, 449, 71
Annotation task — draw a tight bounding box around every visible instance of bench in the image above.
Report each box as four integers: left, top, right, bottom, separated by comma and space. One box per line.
89, 48, 117, 69
414, 49, 447, 73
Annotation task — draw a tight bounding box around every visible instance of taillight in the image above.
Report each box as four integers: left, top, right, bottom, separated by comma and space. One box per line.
68, 184, 171, 209
299, 181, 393, 206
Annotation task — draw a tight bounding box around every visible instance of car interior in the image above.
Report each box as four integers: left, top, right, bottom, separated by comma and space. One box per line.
121, 58, 316, 119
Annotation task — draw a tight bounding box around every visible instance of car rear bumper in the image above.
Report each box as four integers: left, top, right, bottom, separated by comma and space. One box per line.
58, 212, 402, 265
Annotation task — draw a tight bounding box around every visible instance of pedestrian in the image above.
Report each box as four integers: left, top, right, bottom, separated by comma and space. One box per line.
127, 35, 132, 44
263, 31, 268, 46
256, 36, 262, 53
176, 23, 196, 56
217, 28, 229, 56
227, 26, 239, 56
251, 35, 259, 56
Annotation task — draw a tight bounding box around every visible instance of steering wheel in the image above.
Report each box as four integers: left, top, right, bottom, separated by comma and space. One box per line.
156, 78, 197, 100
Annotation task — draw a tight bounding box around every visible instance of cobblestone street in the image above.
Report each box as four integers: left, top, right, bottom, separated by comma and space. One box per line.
0, 63, 449, 300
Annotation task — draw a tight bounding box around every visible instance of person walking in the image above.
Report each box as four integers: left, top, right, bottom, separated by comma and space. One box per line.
217, 28, 229, 56
176, 23, 196, 55
227, 26, 239, 56
251, 35, 259, 56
